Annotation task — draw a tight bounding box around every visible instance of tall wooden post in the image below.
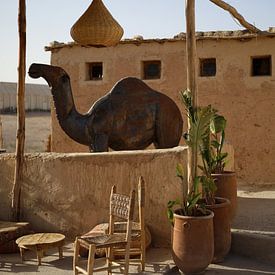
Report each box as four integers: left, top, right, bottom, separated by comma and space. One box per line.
0, 116, 3, 148
11, 0, 26, 221
185, 0, 198, 190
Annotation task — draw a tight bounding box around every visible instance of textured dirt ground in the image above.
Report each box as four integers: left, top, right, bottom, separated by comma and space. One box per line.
0, 112, 51, 153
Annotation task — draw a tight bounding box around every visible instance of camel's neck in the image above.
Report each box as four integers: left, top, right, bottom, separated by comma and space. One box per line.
40, 67, 91, 145
36, 65, 75, 120
51, 74, 76, 121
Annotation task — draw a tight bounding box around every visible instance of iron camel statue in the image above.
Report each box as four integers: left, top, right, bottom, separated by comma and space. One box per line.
29, 63, 183, 152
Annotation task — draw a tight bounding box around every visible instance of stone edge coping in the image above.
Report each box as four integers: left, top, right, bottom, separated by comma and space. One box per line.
0, 146, 187, 160
45, 30, 275, 51
232, 228, 275, 237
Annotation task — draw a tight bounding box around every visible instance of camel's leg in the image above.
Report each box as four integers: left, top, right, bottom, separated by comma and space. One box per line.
92, 133, 109, 152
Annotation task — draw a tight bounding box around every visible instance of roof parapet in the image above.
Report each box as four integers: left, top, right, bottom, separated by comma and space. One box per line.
45, 29, 275, 52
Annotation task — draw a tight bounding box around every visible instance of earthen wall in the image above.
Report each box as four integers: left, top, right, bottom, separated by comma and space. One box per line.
49, 37, 275, 185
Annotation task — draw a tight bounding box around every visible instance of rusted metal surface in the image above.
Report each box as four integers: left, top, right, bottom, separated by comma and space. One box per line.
29, 63, 183, 152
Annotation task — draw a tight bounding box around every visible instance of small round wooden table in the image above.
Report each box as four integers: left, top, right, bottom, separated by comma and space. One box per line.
16, 233, 65, 265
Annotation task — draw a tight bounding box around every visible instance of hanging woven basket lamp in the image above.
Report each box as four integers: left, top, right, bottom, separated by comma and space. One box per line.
70, 0, 124, 47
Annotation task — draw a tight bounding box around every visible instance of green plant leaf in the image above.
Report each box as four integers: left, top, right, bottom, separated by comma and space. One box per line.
167, 199, 182, 225
167, 199, 181, 209
187, 192, 201, 208
211, 140, 220, 149
219, 152, 228, 160
167, 209, 174, 226
220, 129, 226, 149
186, 106, 215, 176
210, 115, 226, 134
193, 176, 201, 195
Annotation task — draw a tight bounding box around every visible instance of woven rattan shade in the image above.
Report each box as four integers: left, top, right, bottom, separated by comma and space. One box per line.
70, 0, 124, 47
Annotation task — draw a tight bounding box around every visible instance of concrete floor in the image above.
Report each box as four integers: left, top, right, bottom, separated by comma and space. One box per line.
1, 187, 275, 274
0, 243, 275, 274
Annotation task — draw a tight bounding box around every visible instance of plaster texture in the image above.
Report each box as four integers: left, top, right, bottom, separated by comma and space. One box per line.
47, 35, 275, 186
0, 147, 188, 247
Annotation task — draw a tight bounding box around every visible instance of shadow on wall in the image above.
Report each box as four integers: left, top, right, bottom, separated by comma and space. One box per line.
21, 176, 81, 238
0, 148, 186, 247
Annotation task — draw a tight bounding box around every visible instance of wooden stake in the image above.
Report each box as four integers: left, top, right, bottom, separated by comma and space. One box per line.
11, 0, 26, 221
0, 116, 3, 148
186, 0, 198, 190
209, 0, 262, 33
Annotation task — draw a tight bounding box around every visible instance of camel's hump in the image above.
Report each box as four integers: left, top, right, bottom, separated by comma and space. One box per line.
109, 77, 156, 96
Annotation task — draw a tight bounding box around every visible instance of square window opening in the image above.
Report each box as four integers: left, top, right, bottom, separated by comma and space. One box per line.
200, 58, 216, 77
143, 61, 161, 80
87, 62, 103, 80
251, 56, 271, 76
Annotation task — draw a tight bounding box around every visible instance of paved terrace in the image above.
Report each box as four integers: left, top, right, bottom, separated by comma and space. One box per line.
1, 181, 275, 274
1, 243, 275, 274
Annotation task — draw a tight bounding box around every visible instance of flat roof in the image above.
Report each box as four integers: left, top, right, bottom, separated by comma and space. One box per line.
45, 29, 275, 52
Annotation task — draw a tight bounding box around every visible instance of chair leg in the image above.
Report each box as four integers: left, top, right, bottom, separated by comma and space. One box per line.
58, 245, 63, 259
87, 244, 95, 275
107, 247, 114, 275
73, 238, 80, 275
124, 243, 131, 275
140, 237, 146, 271
19, 247, 25, 262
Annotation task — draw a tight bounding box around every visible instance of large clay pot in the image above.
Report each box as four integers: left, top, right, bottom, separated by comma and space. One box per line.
206, 197, 231, 263
172, 210, 214, 274
212, 171, 237, 221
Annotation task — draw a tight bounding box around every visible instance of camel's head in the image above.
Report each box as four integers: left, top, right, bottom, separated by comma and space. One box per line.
28, 63, 48, 79
29, 63, 68, 87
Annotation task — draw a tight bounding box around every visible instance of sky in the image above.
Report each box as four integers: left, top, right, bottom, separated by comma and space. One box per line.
0, 0, 274, 84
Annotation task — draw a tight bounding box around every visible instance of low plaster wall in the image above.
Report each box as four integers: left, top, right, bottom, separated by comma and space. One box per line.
0, 147, 187, 247
0, 145, 234, 247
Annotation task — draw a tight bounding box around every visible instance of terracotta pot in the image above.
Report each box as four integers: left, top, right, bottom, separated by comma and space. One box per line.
206, 197, 231, 263
172, 210, 214, 274
212, 171, 237, 221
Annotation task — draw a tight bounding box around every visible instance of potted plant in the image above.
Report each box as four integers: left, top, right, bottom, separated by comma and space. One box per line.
183, 91, 232, 263
209, 114, 237, 221
168, 165, 214, 274
167, 90, 215, 274
199, 136, 231, 264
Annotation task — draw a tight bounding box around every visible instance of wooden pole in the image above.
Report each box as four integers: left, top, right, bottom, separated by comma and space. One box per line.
11, 0, 26, 221
186, 0, 198, 190
0, 116, 3, 148
209, 0, 262, 33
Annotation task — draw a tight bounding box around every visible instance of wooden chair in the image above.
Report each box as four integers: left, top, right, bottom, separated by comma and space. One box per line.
80, 177, 146, 271
113, 176, 146, 271
73, 186, 135, 275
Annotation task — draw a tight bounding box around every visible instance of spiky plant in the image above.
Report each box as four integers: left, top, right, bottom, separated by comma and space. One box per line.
181, 90, 218, 205
210, 114, 228, 173
167, 90, 217, 224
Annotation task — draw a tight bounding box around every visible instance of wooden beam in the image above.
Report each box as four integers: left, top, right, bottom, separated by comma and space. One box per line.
185, 0, 198, 189
0, 116, 3, 148
209, 0, 262, 33
11, 0, 26, 221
